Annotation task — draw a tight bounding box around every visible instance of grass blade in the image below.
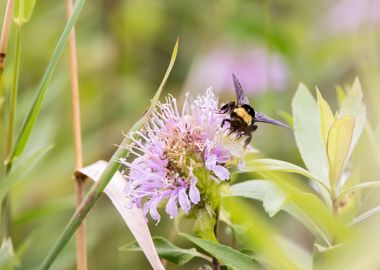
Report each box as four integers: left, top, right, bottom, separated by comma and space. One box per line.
0, 145, 52, 202
8, 0, 86, 162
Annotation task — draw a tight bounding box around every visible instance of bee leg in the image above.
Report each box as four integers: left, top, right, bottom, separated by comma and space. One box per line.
227, 128, 235, 136
221, 118, 231, 128
242, 125, 257, 148
219, 102, 235, 114
244, 134, 252, 148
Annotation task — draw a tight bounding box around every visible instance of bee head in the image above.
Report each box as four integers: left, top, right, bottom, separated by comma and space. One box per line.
241, 104, 255, 118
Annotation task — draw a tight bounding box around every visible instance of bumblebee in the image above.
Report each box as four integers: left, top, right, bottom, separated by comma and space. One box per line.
220, 74, 289, 147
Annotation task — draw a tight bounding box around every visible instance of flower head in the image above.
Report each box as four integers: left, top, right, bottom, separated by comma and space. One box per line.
120, 89, 246, 222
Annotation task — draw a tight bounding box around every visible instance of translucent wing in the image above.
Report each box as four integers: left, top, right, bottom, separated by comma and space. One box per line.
232, 73, 250, 105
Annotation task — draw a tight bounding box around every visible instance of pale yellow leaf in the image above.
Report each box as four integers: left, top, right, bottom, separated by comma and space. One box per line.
316, 88, 335, 149
327, 116, 355, 188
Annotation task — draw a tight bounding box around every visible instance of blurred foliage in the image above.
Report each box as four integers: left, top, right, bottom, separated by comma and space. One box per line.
0, 0, 379, 269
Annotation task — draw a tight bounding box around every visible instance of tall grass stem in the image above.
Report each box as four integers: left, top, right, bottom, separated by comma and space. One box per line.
0, 0, 15, 95
65, 0, 87, 269
1, 24, 22, 239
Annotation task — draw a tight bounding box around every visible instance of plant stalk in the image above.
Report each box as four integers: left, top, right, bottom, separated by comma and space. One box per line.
6, 25, 21, 161
1, 23, 22, 239
212, 206, 220, 270
0, 0, 15, 95
65, 0, 87, 269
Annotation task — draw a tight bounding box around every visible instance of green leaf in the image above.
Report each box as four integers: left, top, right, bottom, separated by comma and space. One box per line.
337, 169, 361, 224
0, 145, 52, 202
193, 205, 217, 242
242, 158, 329, 192
316, 88, 335, 149
339, 78, 366, 155
226, 180, 286, 217
119, 236, 211, 266
327, 116, 355, 188
335, 86, 346, 106
339, 181, 380, 200
180, 233, 256, 270
292, 83, 329, 184
277, 236, 313, 270
351, 205, 380, 225
9, 0, 86, 161
229, 180, 335, 246
0, 238, 18, 270
222, 199, 301, 269
13, 0, 37, 26
313, 243, 344, 269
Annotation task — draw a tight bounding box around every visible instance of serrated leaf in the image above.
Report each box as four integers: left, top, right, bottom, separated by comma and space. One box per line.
14, 0, 37, 26
292, 83, 329, 185
180, 233, 256, 270
120, 236, 211, 266
327, 116, 355, 188
316, 88, 335, 149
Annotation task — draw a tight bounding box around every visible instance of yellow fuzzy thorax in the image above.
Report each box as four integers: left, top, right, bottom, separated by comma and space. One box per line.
233, 107, 252, 125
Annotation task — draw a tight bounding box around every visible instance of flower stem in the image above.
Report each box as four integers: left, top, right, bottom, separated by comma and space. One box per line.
65, 0, 87, 269
212, 206, 220, 270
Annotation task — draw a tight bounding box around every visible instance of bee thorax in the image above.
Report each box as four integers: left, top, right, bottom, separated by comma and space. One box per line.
233, 107, 252, 125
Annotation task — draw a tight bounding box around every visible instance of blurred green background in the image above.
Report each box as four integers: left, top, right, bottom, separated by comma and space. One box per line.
0, 0, 379, 269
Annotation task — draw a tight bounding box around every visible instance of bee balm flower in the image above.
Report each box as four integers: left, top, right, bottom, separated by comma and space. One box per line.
120, 89, 246, 222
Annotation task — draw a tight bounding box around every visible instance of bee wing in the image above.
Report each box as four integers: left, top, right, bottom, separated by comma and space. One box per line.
254, 111, 290, 128
232, 73, 250, 105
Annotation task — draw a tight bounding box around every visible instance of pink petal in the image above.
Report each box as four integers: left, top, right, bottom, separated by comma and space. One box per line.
178, 188, 191, 213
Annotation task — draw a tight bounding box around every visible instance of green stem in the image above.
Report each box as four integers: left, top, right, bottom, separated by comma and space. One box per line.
39, 150, 125, 270
6, 25, 21, 158
1, 23, 22, 239
212, 206, 220, 270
